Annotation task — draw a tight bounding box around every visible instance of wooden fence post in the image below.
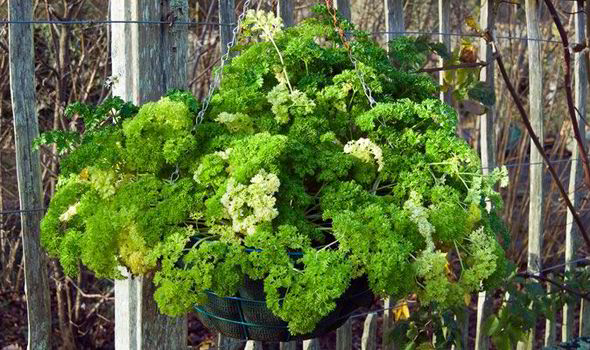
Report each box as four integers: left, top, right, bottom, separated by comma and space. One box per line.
219, 0, 236, 57
563, 0, 587, 341
361, 313, 377, 350
474, 1, 496, 349
337, 319, 352, 350
522, 0, 544, 348
278, 0, 295, 27
384, 0, 404, 43
245, 341, 264, 350
8, 1, 52, 348
334, 0, 351, 22
545, 275, 556, 346
438, 0, 451, 104
110, 1, 189, 349
303, 339, 320, 350
279, 340, 297, 350
581, 266, 590, 335
218, 335, 245, 350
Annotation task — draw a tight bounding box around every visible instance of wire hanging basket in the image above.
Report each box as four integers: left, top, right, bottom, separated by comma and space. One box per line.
195, 273, 373, 342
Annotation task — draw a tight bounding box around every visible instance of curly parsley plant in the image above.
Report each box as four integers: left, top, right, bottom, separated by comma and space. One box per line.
40, 8, 509, 335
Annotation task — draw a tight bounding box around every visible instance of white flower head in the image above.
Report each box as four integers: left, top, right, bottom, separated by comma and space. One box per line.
59, 202, 80, 222
244, 10, 284, 41
403, 191, 435, 252
221, 169, 280, 235
343, 138, 384, 171
215, 148, 232, 161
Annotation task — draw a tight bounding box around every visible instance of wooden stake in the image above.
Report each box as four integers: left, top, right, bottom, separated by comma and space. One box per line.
8, 0, 52, 348
384, 0, 404, 43
563, 0, 587, 341
278, 0, 295, 27
438, 0, 451, 104
475, 1, 496, 349
361, 313, 377, 350
521, 0, 544, 348
110, 1, 189, 348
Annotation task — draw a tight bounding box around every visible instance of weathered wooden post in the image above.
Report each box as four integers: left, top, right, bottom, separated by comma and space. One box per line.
581, 266, 590, 335
302, 339, 320, 350
384, 0, 404, 42
521, 0, 544, 348
563, 0, 587, 342
474, 1, 495, 349
278, 0, 295, 27
334, 0, 351, 22
545, 274, 556, 345
110, 1, 189, 348
361, 313, 377, 350
8, 0, 52, 348
438, 0, 451, 104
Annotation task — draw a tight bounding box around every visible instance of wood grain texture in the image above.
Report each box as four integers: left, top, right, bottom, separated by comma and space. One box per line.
111, 1, 189, 348
279, 341, 297, 350
581, 267, 590, 336
277, 0, 295, 27
545, 275, 556, 346
245, 341, 264, 350
563, 0, 587, 341
474, 2, 495, 349
8, 1, 52, 348
361, 313, 377, 350
384, 0, 404, 43
335, 0, 351, 21
302, 338, 320, 350
525, 0, 544, 277
218, 334, 245, 350
438, 0, 451, 104
336, 319, 352, 350
219, 0, 236, 56
382, 298, 395, 350
523, 0, 544, 348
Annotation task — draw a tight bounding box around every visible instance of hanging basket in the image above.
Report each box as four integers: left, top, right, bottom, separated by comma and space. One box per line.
194, 275, 374, 342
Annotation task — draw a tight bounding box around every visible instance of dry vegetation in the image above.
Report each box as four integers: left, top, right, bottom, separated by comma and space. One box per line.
0, 0, 588, 348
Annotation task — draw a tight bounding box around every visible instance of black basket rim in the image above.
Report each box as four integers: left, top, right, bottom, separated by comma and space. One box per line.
202, 285, 372, 304
194, 304, 359, 329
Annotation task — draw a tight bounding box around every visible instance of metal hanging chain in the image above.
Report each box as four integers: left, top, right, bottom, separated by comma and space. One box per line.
195, 0, 253, 126
324, 0, 376, 109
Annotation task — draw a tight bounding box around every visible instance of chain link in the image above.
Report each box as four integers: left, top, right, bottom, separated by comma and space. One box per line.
196, 0, 253, 126
350, 53, 377, 108
324, 1, 376, 109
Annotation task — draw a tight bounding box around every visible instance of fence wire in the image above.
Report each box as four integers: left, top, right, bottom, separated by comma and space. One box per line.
0, 157, 588, 217
0, 19, 570, 44
0, 19, 235, 26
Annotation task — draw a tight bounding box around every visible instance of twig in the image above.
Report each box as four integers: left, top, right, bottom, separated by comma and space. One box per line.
488, 33, 590, 250
518, 271, 590, 301
417, 60, 492, 73
544, 0, 590, 193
